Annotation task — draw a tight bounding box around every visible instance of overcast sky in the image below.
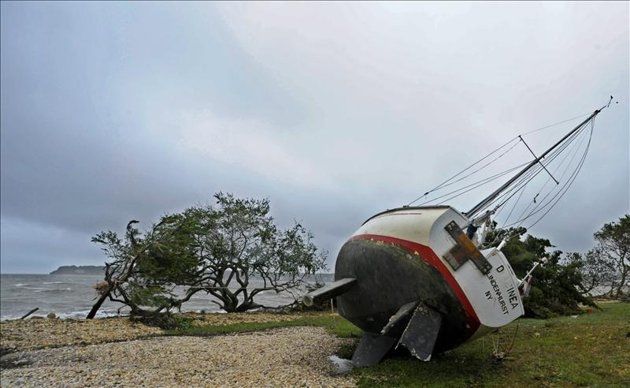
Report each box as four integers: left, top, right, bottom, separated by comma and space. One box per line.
1, 2, 628, 274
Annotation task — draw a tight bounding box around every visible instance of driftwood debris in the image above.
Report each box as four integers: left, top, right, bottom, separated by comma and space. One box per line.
20, 307, 39, 320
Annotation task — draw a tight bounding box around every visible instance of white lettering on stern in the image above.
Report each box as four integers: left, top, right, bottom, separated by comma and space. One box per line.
484, 275, 520, 315
507, 286, 520, 310
487, 274, 509, 315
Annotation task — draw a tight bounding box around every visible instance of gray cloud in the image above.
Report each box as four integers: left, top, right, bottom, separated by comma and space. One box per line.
1, 2, 628, 273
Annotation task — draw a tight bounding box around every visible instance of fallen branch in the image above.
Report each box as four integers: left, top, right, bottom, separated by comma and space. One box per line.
20, 307, 39, 320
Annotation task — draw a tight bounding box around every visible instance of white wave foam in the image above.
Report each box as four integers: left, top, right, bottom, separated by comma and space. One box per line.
1, 310, 125, 321
56, 310, 122, 320
33, 287, 73, 293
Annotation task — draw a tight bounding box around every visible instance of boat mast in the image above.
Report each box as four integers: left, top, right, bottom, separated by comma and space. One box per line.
466, 103, 608, 218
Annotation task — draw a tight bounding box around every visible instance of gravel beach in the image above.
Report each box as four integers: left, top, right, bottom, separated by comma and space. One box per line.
1, 317, 162, 354
0, 312, 317, 353
1, 327, 354, 387
1, 316, 355, 387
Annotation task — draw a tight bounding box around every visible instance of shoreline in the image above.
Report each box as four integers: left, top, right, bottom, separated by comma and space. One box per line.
1, 311, 336, 354
2, 303, 629, 386
1, 311, 356, 387
2, 327, 354, 387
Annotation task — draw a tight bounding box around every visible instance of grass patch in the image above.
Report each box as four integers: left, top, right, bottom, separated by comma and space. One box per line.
165, 312, 362, 338
163, 302, 629, 386
353, 302, 630, 387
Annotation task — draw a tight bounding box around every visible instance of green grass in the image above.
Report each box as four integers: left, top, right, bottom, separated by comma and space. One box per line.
166, 303, 629, 387
165, 312, 363, 338
353, 302, 630, 387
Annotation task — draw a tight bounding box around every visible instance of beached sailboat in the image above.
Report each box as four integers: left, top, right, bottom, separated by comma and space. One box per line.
304, 97, 615, 366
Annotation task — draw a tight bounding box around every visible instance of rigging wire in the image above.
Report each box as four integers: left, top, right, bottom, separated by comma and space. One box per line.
477, 97, 614, 218
423, 140, 522, 194
435, 162, 534, 206
481, 149, 557, 214
520, 137, 591, 229
522, 121, 594, 228
476, 163, 544, 211
421, 133, 573, 210
480, 118, 592, 216
404, 100, 607, 234
414, 161, 530, 206
503, 185, 525, 225
407, 137, 520, 205
520, 112, 590, 136
426, 162, 529, 206
516, 128, 589, 221
513, 128, 590, 225
503, 120, 594, 228
427, 162, 531, 205
406, 110, 592, 207
489, 145, 572, 221
493, 197, 509, 218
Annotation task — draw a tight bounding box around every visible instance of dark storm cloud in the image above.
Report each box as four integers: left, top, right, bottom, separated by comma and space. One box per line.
1, 2, 628, 273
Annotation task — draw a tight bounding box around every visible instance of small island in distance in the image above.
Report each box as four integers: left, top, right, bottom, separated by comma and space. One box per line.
49, 265, 105, 275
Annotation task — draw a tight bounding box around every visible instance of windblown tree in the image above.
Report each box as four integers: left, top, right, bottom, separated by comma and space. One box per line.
88, 193, 327, 319
484, 226, 596, 318
183, 193, 327, 312
572, 249, 617, 295
87, 217, 200, 319
586, 215, 630, 297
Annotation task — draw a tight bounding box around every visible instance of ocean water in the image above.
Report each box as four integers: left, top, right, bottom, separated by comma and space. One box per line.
0, 274, 333, 320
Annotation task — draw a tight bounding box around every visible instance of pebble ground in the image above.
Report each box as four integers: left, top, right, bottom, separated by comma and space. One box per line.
1, 326, 355, 387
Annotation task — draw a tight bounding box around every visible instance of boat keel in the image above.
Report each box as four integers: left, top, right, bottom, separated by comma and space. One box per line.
351, 332, 397, 367
396, 303, 442, 361
351, 302, 443, 366
380, 301, 418, 335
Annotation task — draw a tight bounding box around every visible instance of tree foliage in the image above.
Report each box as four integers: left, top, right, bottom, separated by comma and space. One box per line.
485, 226, 596, 318
89, 193, 327, 320
586, 215, 630, 297
573, 249, 616, 295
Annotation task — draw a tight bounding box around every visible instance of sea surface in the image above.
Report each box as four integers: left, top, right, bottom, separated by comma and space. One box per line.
0, 274, 333, 320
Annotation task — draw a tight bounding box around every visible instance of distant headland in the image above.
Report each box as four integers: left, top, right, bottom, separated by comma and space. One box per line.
49, 265, 105, 275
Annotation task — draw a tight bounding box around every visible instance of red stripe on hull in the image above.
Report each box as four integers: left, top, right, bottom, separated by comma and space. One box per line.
351, 234, 480, 334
